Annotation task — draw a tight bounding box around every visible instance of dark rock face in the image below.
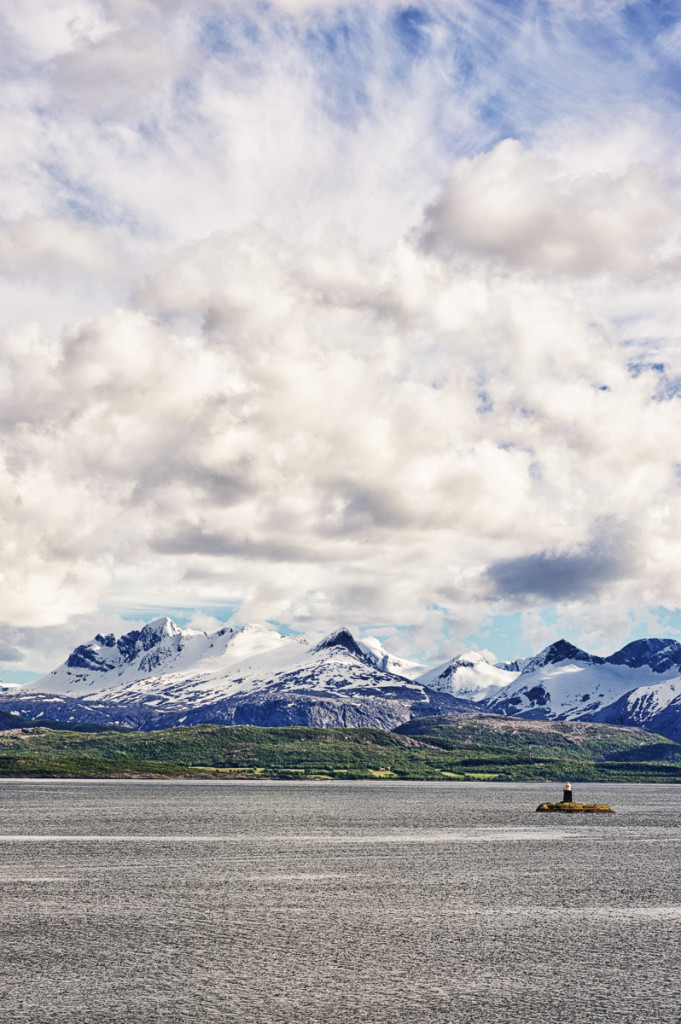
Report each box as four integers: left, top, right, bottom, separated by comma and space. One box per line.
0, 708, 29, 729
495, 658, 526, 672
66, 645, 116, 672
116, 630, 142, 661
65, 627, 150, 672
607, 638, 681, 673
185, 693, 410, 731
524, 639, 604, 671
61, 622, 181, 679
646, 696, 681, 742
524, 684, 550, 706
94, 634, 116, 648
484, 689, 551, 717
313, 629, 369, 661
188, 682, 474, 730
0, 694, 163, 730
138, 651, 164, 673
433, 663, 457, 680
139, 622, 170, 651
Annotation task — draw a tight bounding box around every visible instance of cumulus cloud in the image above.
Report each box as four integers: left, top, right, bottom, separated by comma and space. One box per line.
421, 138, 675, 274
1, 0, 681, 668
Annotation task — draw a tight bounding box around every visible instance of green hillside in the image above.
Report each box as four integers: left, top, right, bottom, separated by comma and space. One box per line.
394, 714, 681, 761
2, 715, 681, 781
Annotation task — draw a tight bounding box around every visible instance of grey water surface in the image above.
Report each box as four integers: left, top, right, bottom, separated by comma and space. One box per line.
1, 780, 680, 1024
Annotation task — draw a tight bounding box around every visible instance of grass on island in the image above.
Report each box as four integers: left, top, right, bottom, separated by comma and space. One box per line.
2, 716, 681, 781
536, 800, 615, 813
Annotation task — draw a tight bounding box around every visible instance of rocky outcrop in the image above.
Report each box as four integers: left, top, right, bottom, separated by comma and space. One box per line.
536, 800, 614, 813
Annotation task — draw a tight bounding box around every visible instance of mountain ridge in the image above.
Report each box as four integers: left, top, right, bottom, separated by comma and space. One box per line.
5, 619, 475, 731
5, 620, 681, 739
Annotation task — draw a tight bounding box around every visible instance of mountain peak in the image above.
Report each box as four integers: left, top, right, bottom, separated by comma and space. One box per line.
313, 628, 366, 659
137, 617, 184, 653
233, 622, 277, 636
523, 638, 604, 672
607, 638, 681, 673
141, 616, 182, 636
452, 651, 490, 668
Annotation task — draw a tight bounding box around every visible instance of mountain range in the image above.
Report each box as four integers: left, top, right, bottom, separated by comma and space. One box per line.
0, 618, 474, 730
2, 619, 681, 740
484, 637, 681, 739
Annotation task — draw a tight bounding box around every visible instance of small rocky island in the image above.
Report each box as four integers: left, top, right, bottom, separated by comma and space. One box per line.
536, 782, 614, 814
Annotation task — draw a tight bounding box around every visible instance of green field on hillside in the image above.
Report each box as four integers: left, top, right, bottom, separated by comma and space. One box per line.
2, 716, 681, 781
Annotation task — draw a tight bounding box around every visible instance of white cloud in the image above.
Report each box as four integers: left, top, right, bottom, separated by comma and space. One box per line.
0, 611, 150, 675
422, 138, 675, 274
2, 0, 115, 64
1, 0, 681, 666
0, 217, 118, 278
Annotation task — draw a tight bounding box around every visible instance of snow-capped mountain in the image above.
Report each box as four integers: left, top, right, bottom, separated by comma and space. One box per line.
357, 636, 427, 680
21, 617, 302, 700
7, 622, 681, 739
484, 637, 681, 738
417, 652, 519, 701
5, 619, 476, 730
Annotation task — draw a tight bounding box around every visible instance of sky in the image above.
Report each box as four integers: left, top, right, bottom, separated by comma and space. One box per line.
2, 0, 681, 680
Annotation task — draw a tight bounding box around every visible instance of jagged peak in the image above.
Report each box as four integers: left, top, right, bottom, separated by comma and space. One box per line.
313, 628, 366, 659
522, 638, 603, 672
141, 616, 182, 637
65, 617, 188, 671
94, 633, 116, 648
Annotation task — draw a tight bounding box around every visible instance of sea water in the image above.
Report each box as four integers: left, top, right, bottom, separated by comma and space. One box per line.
1, 780, 680, 1023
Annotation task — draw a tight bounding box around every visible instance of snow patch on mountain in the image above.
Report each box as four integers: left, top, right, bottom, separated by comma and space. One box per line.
357, 636, 427, 680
